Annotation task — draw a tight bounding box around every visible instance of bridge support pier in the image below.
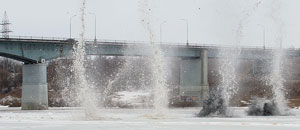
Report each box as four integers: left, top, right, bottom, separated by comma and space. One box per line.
200, 50, 209, 102
179, 49, 209, 104
21, 63, 48, 110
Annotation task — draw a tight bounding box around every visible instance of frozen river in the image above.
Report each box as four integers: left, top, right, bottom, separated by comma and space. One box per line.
0, 107, 300, 130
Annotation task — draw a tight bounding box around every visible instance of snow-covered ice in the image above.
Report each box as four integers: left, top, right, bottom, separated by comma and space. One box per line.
0, 107, 300, 130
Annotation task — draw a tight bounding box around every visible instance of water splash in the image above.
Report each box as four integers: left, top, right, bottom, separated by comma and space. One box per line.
236, 0, 263, 46
267, 49, 290, 115
198, 89, 228, 117
222, 0, 263, 105
248, 97, 280, 116
102, 56, 154, 108
264, 0, 290, 116
215, 48, 240, 116
71, 0, 99, 120
103, 57, 147, 99
204, 1, 263, 117
138, 0, 169, 114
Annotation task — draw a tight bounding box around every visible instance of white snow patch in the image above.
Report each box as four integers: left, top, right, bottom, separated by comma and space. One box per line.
110, 91, 151, 108
0, 105, 8, 108
241, 100, 251, 105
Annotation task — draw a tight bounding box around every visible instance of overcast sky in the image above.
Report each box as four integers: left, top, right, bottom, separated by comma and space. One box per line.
0, 0, 300, 48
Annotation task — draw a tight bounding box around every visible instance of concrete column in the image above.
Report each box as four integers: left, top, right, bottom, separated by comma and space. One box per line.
21, 63, 48, 110
200, 49, 209, 101
179, 58, 202, 98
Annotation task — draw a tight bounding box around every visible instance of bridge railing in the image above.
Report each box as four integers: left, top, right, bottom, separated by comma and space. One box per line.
85, 39, 288, 50
0, 35, 70, 41
1, 35, 300, 50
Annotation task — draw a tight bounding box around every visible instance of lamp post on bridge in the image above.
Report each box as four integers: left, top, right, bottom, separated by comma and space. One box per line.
69, 14, 77, 39
180, 19, 189, 46
160, 21, 167, 44
257, 24, 266, 50
88, 12, 97, 43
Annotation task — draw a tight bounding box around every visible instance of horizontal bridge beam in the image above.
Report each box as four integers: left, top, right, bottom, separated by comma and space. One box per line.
1, 39, 300, 63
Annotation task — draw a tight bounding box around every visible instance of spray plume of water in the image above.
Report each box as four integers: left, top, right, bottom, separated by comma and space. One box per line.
138, 0, 169, 114
263, 0, 290, 116
247, 0, 291, 116
268, 49, 290, 115
104, 57, 147, 98
103, 56, 154, 108
71, 0, 99, 119
248, 97, 280, 116
221, 0, 262, 112
200, 1, 263, 117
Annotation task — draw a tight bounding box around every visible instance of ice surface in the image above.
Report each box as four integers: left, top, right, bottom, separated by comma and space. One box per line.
0, 107, 300, 130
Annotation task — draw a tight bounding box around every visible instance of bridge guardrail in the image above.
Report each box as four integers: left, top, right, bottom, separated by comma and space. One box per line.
88, 40, 300, 51
0, 35, 69, 41
1, 35, 300, 51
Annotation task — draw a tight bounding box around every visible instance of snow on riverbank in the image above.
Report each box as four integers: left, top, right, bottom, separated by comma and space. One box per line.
0, 105, 7, 108
0, 107, 300, 130
0, 96, 21, 107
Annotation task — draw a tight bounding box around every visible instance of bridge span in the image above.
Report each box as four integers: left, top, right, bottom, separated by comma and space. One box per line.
0, 37, 299, 110
2, 37, 300, 63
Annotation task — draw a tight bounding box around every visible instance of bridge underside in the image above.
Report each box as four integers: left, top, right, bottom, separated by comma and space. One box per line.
0, 52, 37, 63
0, 39, 73, 64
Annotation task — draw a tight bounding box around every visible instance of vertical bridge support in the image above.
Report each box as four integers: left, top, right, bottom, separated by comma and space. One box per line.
179, 49, 209, 104
21, 63, 48, 110
200, 50, 209, 101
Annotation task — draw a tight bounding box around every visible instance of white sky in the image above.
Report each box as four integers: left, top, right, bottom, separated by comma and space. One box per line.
0, 0, 300, 48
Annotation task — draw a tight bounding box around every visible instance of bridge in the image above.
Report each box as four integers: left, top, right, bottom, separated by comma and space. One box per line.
1, 37, 300, 110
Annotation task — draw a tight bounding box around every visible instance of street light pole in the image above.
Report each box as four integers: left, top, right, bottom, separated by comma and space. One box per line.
160, 21, 167, 44
257, 24, 266, 50
180, 19, 189, 46
89, 13, 97, 43
69, 14, 77, 39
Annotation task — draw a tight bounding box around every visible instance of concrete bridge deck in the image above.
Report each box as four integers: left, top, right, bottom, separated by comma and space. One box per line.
1, 37, 299, 64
